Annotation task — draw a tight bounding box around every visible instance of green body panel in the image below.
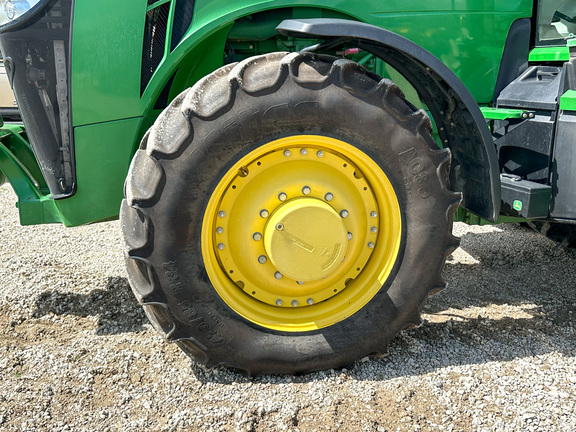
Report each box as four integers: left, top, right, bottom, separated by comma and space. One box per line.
560, 90, 576, 111
480, 107, 534, 121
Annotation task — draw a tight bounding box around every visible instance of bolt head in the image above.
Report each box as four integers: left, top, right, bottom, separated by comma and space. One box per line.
324, 193, 333, 201
300, 148, 308, 155
278, 192, 287, 201
253, 232, 262, 241
260, 209, 269, 218
307, 298, 314, 305
340, 209, 349, 218
371, 226, 378, 233
217, 243, 225, 250
296, 281, 304, 285
283, 149, 291, 157
276, 223, 284, 231
218, 211, 226, 218
370, 211, 377, 218
258, 255, 267, 264
291, 300, 298, 307
316, 150, 324, 158
216, 227, 224, 234
274, 272, 283, 280
302, 186, 311, 195
276, 299, 283, 306
348, 232, 353, 240
368, 242, 375, 249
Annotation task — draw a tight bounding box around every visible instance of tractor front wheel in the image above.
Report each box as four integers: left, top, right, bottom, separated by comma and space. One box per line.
120, 52, 461, 375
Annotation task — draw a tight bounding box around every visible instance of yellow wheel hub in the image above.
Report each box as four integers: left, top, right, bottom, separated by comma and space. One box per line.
264, 197, 348, 283
202, 135, 402, 331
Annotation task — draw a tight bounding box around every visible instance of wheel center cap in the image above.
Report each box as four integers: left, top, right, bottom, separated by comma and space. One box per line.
264, 198, 348, 282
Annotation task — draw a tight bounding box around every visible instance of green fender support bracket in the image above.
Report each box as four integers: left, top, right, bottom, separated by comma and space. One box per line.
0, 125, 65, 225
480, 107, 535, 121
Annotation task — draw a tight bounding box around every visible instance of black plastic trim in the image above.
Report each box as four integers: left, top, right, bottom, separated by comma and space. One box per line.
493, 18, 531, 104
277, 18, 500, 221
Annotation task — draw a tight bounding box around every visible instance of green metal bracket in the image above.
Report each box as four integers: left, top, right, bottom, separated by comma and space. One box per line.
454, 207, 527, 226
560, 90, 576, 111
480, 107, 535, 121
0, 126, 64, 225
529, 46, 570, 62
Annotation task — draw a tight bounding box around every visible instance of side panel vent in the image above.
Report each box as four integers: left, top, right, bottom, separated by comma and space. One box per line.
141, 3, 170, 95
171, 0, 195, 52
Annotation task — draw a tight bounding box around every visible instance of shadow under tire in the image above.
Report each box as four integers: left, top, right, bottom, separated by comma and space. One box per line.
120, 52, 461, 375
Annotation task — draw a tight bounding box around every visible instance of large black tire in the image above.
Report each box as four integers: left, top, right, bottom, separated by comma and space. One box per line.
120, 52, 461, 375
527, 221, 576, 248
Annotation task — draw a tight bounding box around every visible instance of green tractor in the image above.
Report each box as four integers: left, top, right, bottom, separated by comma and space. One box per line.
0, 0, 574, 374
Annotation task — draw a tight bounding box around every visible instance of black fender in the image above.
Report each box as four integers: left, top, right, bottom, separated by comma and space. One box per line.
277, 18, 500, 221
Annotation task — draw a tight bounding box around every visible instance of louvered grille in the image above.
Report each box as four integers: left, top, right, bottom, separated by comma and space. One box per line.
141, 3, 170, 95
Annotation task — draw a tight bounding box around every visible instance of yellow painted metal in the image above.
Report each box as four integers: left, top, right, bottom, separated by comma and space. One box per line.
201, 135, 402, 331
264, 197, 348, 282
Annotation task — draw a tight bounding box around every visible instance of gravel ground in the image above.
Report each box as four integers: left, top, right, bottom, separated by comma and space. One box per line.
0, 183, 575, 432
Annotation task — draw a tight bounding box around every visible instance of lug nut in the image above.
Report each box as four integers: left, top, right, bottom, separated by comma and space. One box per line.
276, 223, 284, 231
216, 227, 224, 234
274, 272, 283, 279
296, 281, 304, 285
370, 211, 377, 218
317, 150, 324, 158
260, 209, 269, 218
302, 186, 311, 195
348, 232, 353, 240
368, 242, 375, 249
218, 211, 226, 218
258, 255, 267, 264
291, 300, 298, 307
276, 299, 283, 306
324, 193, 333, 201
278, 192, 287, 201
307, 298, 314, 305
300, 148, 308, 155
283, 150, 291, 157
371, 226, 378, 233
217, 243, 225, 250
253, 232, 262, 241
340, 209, 349, 218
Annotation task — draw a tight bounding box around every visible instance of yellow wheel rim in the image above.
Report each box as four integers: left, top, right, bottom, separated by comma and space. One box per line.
202, 135, 402, 331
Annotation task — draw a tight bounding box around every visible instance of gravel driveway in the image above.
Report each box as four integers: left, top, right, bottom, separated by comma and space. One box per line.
0, 184, 575, 432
